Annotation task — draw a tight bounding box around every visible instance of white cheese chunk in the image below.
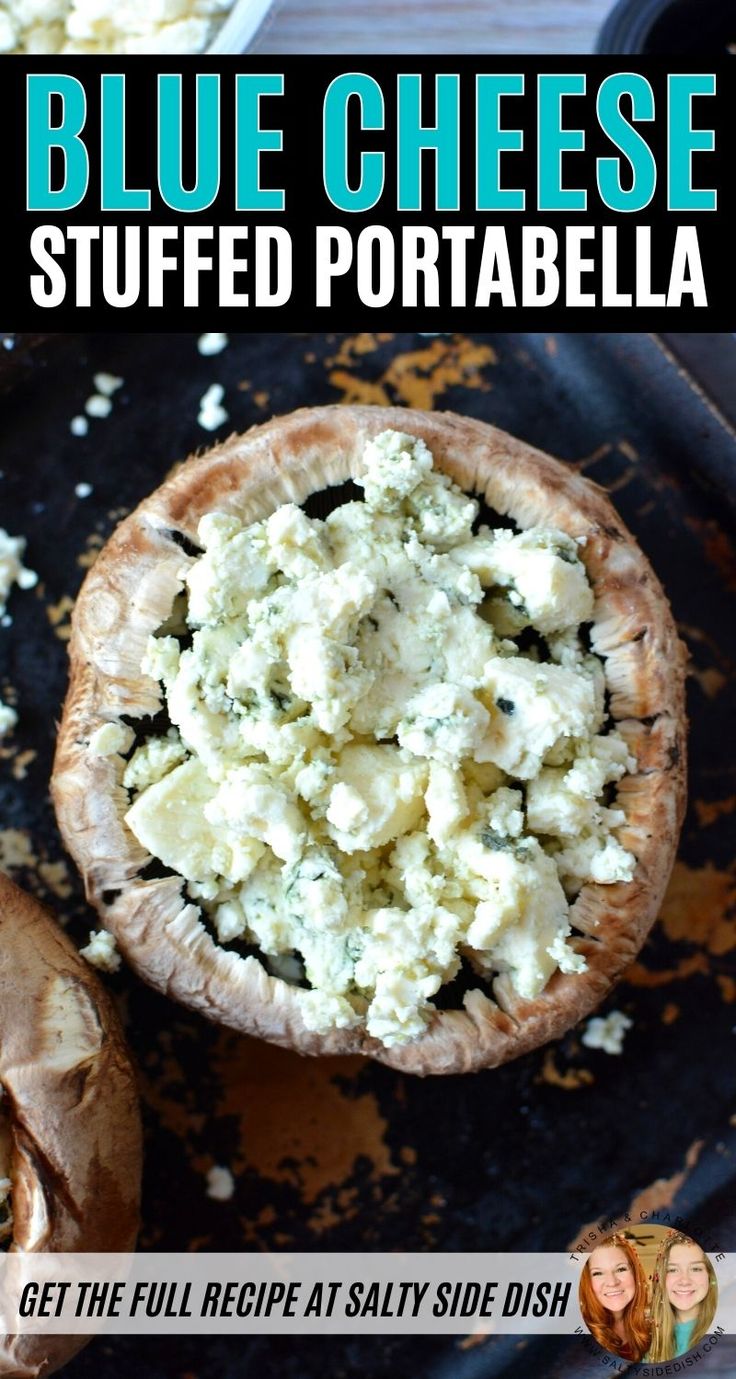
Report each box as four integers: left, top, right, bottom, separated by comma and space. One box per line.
424, 762, 468, 846
582, 1010, 632, 1055
0, 702, 17, 739
89, 722, 135, 757
123, 733, 187, 793
206, 768, 306, 865
126, 757, 236, 884
205, 1165, 234, 1200
80, 928, 121, 973
325, 744, 427, 852
0, 529, 37, 619
480, 657, 597, 778
454, 528, 593, 633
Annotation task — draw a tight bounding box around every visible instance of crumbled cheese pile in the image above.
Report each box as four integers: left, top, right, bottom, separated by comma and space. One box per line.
582, 1009, 633, 1055
123, 429, 637, 1047
0, 1091, 12, 1249
0, 0, 232, 52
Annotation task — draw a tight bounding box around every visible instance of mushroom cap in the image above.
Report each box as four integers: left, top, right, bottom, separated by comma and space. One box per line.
52, 405, 687, 1075
0, 872, 142, 1378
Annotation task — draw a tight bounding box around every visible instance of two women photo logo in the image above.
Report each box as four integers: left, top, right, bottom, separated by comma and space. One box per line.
578, 1228, 718, 1364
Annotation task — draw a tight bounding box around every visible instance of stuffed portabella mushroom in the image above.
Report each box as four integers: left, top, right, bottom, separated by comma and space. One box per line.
52, 406, 687, 1075
0, 872, 142, 1378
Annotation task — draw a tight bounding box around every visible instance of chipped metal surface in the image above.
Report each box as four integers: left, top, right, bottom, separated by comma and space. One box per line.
0, 333, 734, 1377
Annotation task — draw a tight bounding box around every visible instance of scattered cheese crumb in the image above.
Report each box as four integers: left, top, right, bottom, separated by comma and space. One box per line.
582, 1010, 633, 1055
0, 828, 35, 871
197, 333, 229, 357
80, 929, 121, 973
206, 1165, 235, 1201
38, 858, 73, 899
74, 373, 123, 431
93, 372, 124, 397
75, 481, 93, 498
197, 383, 228, 432
85, 394, 112, 419
0, 529, 38, 619
0, 701, 17, 738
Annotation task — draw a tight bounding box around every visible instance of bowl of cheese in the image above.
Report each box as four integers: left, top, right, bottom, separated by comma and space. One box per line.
0, 0, 273, 54
52, 406, 686, 1074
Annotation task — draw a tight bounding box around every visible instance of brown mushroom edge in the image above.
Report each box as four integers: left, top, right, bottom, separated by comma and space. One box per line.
51, 405, 688, 1076
0, 872, 142, 1379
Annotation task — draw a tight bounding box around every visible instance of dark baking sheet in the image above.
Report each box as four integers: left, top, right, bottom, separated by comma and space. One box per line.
0, 332, 735, 1378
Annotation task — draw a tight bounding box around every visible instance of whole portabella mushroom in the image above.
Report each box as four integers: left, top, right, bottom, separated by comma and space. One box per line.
52, 405, 687, 1075
0, 872, 142, 1378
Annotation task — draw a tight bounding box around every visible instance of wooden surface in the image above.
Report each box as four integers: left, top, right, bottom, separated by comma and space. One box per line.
254, 0, 613, 53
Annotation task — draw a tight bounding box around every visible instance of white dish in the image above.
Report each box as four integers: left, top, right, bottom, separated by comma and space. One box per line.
207, 0, 275, 52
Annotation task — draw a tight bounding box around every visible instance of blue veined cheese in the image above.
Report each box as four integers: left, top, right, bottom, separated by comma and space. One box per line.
526, 731, 636, 837
264, 504, 331, 578
358, 430, 434, 508
479, 657, 600, 778
401, 473, 478, 549
462, 842, 578, 1000
387, 833, 448, 909
353, 904, 462, 1043
452, 527, 593, 635
325, 502, 406, 569
355, 430, 477, 548
404, 534, 483, 607
126, 427, 636, 1046
205, 766, 307, 864
398, 682, 491, 765
552, 827, 636, 893
165, 652, 243, 774
123, 732, 189, 793
185, 514, 275, 627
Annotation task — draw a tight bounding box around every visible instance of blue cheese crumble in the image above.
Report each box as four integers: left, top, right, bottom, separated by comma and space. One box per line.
124, 429, 636, 1047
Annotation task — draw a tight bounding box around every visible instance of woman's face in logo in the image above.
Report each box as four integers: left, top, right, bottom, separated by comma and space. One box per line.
588, 1246, 636, 1313
666, 1244, 710, 1318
